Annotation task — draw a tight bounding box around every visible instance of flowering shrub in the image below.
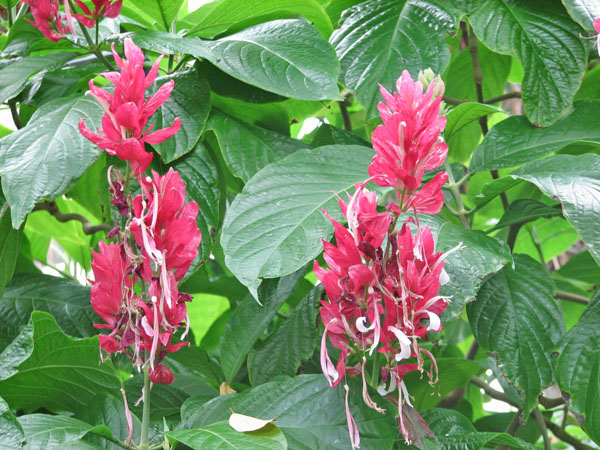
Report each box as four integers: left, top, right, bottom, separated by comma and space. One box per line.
1, 1, 600, 450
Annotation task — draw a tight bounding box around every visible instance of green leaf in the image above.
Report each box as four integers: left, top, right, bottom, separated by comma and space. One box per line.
489, 199, 562, 231
180, 0, 333, 38
0, 274, 96, 352
584, 355, 600, 445
470, 101, 600, 172
311, 124, 371, 147
331, 0, 458, 117
0, 95, 104, 228
467, 254, 564, 416
75, 393, 141, 450
181, 375, 397, 450
468, 0, 588, 126
166, 421, 287, 450
170, 141, 220, 266
248, 287, 320, 386
206, 110, 308, 183
150, 71, 210, 163
221, 145, 373, 298
562, 0, 600, 30
0, 52, 75, 104
1, 17, 43, 57
444, 103, 505, 142
555, 250, 600, 288
556, 291, 600, 415
205, 19, 341, 101
0, 311, 120, 413
512, 154, 600, 266
0, 396, 24, 450
128, 0, 184, 30
18, 414, 112, 450
220, 271, 305, 383
0, 207, 22, 299
127, 31, 212, 59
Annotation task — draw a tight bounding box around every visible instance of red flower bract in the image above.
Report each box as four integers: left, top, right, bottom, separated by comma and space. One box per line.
70, 0, 122, 28
22, 0, 72, 42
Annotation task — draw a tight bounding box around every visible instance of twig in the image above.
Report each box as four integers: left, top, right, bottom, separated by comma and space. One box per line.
544, 418, 597, 450
465, 341, 479, 360
338, 99, 352, 131
8, 100, 22, 129
554, 291, 589, 305
34, 201, 112, 235
471, 377, 518, 407
506, 222, 522, 251
444, 160, 470, 228
443, 96, 467, 106
533, 407, 551, 450
484, 91, 521, 104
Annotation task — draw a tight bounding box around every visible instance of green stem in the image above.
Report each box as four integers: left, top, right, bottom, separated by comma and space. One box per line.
139, 366, 151, 449
7, 0, 13, 27
88, 429, 135, 450
95, 17, 99, 46
533, 407, 551, 450
69, 0, 115, 71
444, 160, 470, 229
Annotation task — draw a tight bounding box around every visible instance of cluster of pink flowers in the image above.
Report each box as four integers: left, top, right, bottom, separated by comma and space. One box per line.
80, 39, 181, 176
22, 0, 121, 42
83, 39, 200, 385
316, 71, 454, 447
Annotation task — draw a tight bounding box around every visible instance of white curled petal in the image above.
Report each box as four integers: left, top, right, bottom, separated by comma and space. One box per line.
356, 316, 375, 333
388, 326, 412, 361
439, 268, 450, 285
377, 373, 397, 397
426, 311, 441, 332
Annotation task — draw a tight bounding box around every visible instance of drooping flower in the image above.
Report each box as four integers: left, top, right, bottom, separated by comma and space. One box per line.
149, 364, 175, 385
368, 70, 448, 214
79, 38, 181, 175
69, 0, 122, 28
22, 0, 73, 42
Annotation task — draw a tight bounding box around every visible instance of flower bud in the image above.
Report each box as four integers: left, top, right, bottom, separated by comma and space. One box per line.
149, 364, 175, 385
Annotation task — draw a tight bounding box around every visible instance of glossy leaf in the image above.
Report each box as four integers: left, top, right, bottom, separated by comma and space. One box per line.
331, 0, 457, 116
490, 199, 562, 231
129, 0, 184, 30
467, 254, 564, 415
555, 251, 600, 287
0, 274, 96, 352
444, 103, 505, 141
468, 0, 588, 126
220, 271, 305, 383
512, 154, 600, 265
221, 145, 373, 298
0, 207, 22, 299
206, 110, 308, 183
248, 287, 320, 386
471, 101, 600, 172
0, 311, 120, 413
171, 141, 220, 266
562, 0, 600, 30
0, 396, 24, 450
181, 0, 333, 38
181, 375, 397, 450
0, 95, 104, 228
150, 71, 211, 163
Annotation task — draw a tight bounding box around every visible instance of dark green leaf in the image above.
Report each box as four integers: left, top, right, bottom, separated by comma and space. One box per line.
180, 0, 333, 38
0, 311, 120, 413
127, 31, 212, 59
248, 287, 320, 386
311, 124, 371, 147
331, 0, 457, 117
0, 207, 22, 300
220, 271, 305, 383
0, 396, 24, 450
221, 145, 373, 298
444, 103, 504, 141
468, 0, 588, 126
0, 52, 74, 104
584, 355, 600, 445
182, 375, 397, 450
206, 110, 308, 183
555, 251, 600, 288
0, 274, 96, 352
166, 422, 287, 450
0, 95, 104, 228
490, 199, 562, 231
471, 101, 600, 172
149, 71, 210, 163
1, 17, 42, 57
170, 141, 220, 266
562, 0, 600, 30
165, 345, 223, 389
512, 154, 600, 266
467, 254, 563, 415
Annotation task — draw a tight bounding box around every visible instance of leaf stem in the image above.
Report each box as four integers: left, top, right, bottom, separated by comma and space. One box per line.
444, 160, 470, 229
87, 429, 135, 450
33, 201, 112, 234
69, 0, 115, 71
544, 417, 597, 450
139, 365, 151, 449
8, 100, 22, 129
338, 97, 352, 131
533, 407, 551, 450
7, 0, 13, 27
554, 291, 589, 305
484, 91, 521, 104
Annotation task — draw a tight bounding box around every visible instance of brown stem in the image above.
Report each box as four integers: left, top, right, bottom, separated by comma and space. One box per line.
506, 222, 522, 251
471, 377, 518, 407
34, 201, 112, 235
485, 92, 521, 104
8, 100, 22, 129
545, 418, 597, 450
443, 96, 467, 106
338, 99, 352, 131
533, 407, 552, 450
554, 291, 590, 305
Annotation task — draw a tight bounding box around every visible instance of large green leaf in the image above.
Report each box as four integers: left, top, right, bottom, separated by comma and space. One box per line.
467, 254, 564, 416
127, 0, 184, 30
221, 145, 373, 298
331, 0, 457, 116
170, 141, 220, 266
17, 414, 112, 450
489, 199, 562, 232
166, 422, 287, 450
0, 274, 96, 352
584, 355, 600, 446
181, 375, 397, 450
248, 287, 320, 386
555, 250, 600, 288
556, 291, 600, 415
220, 271, 305, 383
470, 101, 600, 172
468, 0, 588, 126
562, 0, 600, 30
0, 311, 120, 413
512, 154, 600, 266
180, 0, 333, 38
0, 95, 104, 228
444, 103, 505, 141
150, 71, 210, 163
0, 52, 75, 104
206, 110, 308, 183
205, 19, 341, 101
0, 207, 22, 299
0, 396, 24, 450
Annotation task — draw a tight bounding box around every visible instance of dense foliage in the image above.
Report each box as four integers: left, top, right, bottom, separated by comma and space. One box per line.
1, 0, 600, 449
